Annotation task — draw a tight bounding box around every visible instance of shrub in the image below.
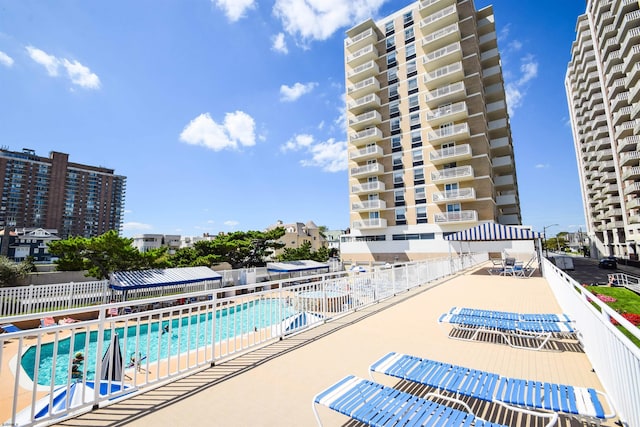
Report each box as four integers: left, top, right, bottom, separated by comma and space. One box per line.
611, 313, 640, 326
596, 294, 617, 303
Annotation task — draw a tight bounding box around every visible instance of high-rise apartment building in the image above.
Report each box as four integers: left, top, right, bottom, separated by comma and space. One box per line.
0, 148, 126, 239
341, 0, 521, 263
565, 0, 639, 259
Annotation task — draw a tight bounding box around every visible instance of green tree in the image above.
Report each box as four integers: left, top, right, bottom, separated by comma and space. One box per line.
48, 230, 167, 279
0, 256, 33, 287
276, 241, 330, 262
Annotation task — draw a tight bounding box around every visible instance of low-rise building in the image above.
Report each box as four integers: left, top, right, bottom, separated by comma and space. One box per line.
132, 234, 181, 255
266, 220, 327, 258
0, 227, 60, 262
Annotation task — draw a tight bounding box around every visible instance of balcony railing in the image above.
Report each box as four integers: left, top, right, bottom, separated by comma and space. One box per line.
431, 165, 473, 182
419, 0, 456, 17
425, 81, 465, 106
433, 210, 478, 223
345, 27, 375, 50
352, 218, 388, 229
432, 188, 475, 203
346, 44, 378, 66
349, 127, 383, 145
347, 76, 380, 98
427, 123, 469, 142
426, 101, 467, 124
419, 4, 457, 31
421, 23, 459, 49
348, 110, 382, 129
429, 143, 471, 163
347, 93, 381, 114
351, 181, 385, 194
350, 163, 384, 177
349, 145, 384, 161
351, 199, 386, 211
423, 62, 464, 88
347, 60, 379, 82
422, 42, 462, 71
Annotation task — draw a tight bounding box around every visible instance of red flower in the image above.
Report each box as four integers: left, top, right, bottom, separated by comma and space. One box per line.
611, 313, 640, 326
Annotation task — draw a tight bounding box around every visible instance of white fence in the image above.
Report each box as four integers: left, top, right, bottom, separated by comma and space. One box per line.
0, 254, 484, 427
543, 259, 640, 427
0, 281, 110, 317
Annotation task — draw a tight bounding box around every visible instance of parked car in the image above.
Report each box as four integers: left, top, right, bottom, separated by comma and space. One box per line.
598, 256, 617, 269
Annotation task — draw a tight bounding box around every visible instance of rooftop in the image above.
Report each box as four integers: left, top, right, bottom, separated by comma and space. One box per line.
50, 264, 617, 427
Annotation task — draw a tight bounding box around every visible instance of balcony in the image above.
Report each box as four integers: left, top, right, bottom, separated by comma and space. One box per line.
618, 135, 639, 153
616, 121, 636, 139
427, 123, 470, 144
480, 48, 500, 64
350, 162, 384, 178
425, 81, 465, 108
351, 181, 385, 194
429, 143, 471, 164
490, 137, 512, 157
348, 110, 382, 131
625, 182, 640, 195
496, 194, 518, 206
431, 165, 473, 184
492, 155, 514, 172
347, 60, 379, 83
620, 27, 640, 57
478, 31, 497, 48
351, 199, 386, 212
423, 62, 464, 89
623, 45, 640, 73
345, 27, 376, 53
494, 174, 515, 188
434, 210, 478, 224
349, 127, 383, 146
426, 101, 468, 126
432, 188, 475, 203
419, 0, 456, 17
347, 93, 381, 115
621, 151, 640, 167
596, 148, 613, 162
346, 44, 378, 67
422, 41, 462, 71
483, 65, 501, 82
352, 218, 387, 229
627, 197, 640, 210
347, 76, 380, 99
419, 4, 457, 33
421, 23, 460, 50
349, 145, 384, 161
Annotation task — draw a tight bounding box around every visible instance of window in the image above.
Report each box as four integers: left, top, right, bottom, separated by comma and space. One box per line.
404, 27, 414, 42
395, 207, 406, 221
390, 118, 401, 132
410, 112, 420, 127
393, 172, 404, 185
392, 152, 403, 168
392, 233, 434, 240
415, 186, 426, 202
406, 43, 416, 60
411, 130, 422, 143
387, 67, 398, 83
414, 167, 425, 182
389, 83, 398, 99
447, 203, 461, 212
416, 206, 427, 220
386, 36, 395, 50
389, 100, 400, 116
407, 77, 418, 94
387, 51, 397, 66
412, 148, 423, 164
403, 11, 413, 26
408, 94, 419, 110
391, 136, 402, 151
406, 60, 417, 75
395, 189, 405, 203
385, 21, 394, 35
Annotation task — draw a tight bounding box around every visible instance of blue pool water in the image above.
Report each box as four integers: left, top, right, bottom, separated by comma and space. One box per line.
22, 299, 295, 386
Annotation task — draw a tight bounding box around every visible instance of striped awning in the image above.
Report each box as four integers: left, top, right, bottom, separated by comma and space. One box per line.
445, 223, 542, 241
110, 266, 222, 291
267, 260, 330, 273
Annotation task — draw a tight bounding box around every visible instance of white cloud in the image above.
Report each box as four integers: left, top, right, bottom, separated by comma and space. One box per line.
535, 163, 550, 169
0, 51, 14, 67
280, 81, 317, 102
62, 59, 101, 89
26, 46, 60, 76
508, 40, 522, 52
123, 221, 153, 231
26, 46, 100, 89
224, 220, 239, 228
272, 33, 288, 54
518, 54, 538, 85
301, 138, 347, 172
281, 133, 314, 152
180, 111, 256, 151
214, 0, 256, 21
273, 0, 385, 45
503, 51, 538, 116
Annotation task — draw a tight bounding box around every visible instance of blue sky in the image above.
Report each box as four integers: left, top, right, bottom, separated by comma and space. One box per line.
0, 0, 586, 238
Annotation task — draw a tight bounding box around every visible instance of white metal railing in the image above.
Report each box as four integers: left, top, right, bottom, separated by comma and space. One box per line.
433, 210, 477, 223
427, 123, 469, 141
0, 281, 110, 317
0, 255, 485, 427
543, 259, 640, 427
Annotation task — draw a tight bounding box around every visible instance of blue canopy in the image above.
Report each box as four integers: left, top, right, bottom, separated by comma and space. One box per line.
266, 260, 330, 273
445, 223, 541, 241
110, 266, 222, 291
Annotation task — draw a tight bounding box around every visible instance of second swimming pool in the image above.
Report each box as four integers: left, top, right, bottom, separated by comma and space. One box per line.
21, 298, 295, 386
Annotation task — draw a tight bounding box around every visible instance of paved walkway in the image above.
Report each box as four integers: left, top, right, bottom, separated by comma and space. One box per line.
53, 264, 615, 427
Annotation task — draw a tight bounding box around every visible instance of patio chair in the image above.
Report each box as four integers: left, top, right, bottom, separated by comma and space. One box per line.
1, 323, 22, 333
438, 312, 578, 350
369, 352, 615, 423
312, 374, 557, 427
448, 307, 573, 323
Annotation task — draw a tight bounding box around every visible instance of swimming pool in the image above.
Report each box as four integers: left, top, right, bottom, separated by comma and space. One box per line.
21, 298, 295, 386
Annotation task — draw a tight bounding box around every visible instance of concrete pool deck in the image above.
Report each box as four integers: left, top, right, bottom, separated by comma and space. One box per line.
41, 263, 618, 427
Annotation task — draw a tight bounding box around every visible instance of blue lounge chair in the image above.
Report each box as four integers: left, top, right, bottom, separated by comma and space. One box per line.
438, 312, 578, 350
370, 352, 615, 423
448, 307, 573, 323
1, 323, 21, 333
312, 375, 557, 427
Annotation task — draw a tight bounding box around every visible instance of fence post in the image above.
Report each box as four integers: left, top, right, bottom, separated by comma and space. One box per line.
68, 282, 74, 311
26, 284, 34, 315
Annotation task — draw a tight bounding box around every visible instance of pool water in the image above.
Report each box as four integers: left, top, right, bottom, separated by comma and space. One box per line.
22, 299, 295, 386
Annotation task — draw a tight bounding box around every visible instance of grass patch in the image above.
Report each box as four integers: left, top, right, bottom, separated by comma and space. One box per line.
585, 285, 640, 347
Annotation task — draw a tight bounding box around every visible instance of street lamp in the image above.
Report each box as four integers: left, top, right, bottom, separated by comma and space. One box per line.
543, 224, 559, 257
